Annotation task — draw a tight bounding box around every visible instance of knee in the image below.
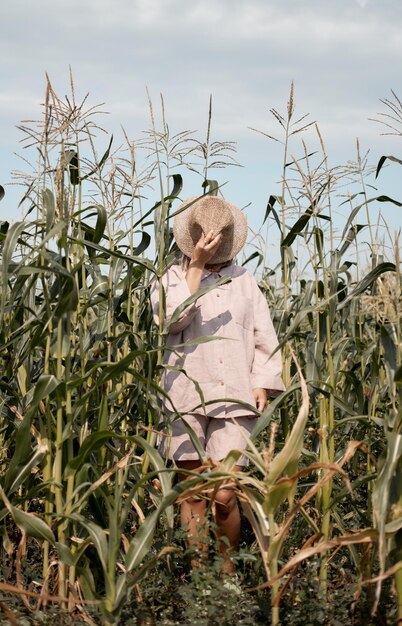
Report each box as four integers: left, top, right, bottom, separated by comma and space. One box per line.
182, 495, 207, 511
214, 488, 237, 518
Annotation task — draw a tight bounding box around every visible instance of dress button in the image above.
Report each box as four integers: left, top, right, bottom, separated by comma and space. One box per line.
216, 293, 220, 297
219, 359, 223, 364
220, 382, 224, 386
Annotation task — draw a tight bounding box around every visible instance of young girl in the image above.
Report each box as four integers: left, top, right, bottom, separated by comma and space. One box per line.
151, 195, 284, 578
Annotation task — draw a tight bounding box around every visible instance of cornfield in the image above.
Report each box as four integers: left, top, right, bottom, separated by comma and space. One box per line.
0, 76, 401, 625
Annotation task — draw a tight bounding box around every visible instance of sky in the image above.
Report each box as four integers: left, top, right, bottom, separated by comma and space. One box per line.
1, 0, 402, 264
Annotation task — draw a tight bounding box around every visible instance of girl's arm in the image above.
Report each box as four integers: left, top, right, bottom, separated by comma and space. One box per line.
150, 232, 223, 334
185, 230, 222, 294
250, 276, 285, 394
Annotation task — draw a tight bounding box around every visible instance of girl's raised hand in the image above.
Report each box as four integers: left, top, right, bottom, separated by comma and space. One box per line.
186, 231, 223, 294
192, 231, 222, 266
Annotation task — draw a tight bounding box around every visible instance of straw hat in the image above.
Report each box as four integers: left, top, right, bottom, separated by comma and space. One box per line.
173, 195, 248, 264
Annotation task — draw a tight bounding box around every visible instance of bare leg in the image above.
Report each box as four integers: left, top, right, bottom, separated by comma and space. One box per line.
176, 461, 242, 575
213, 465, 243, 576
176, 460, 209, 568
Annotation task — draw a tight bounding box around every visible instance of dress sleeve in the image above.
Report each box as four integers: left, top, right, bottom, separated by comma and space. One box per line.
150, 265, 200, 334
250, 276, 285, 394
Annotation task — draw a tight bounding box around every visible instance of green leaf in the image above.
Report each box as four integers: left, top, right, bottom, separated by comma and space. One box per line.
56, 542, 75, 566
170, 173, 183, 199
125, 485, 183, 572
137, 174, 183, 228
12, 507, 55, 543
395, 364, 402, 384
53, 270, 79, 318
66, 150, 80, 185
167, 195, 203, 221
372, 432, 402, 577
80, 135, 113, 182
305, 338, 325, 388
341, 196, 402, 242
35, 220, 67, 250
264, 195, 280, 231
4, 444, 47, 496
314, 227, 324, 263
76, 519, 108, 573
93, 205, 108, 244
239, 486, 269, 557
380, 324, 398, 388
97, 350, 147, 386
375, 155, 402, 179
202, 179, 219, 196
266, 363, 309, 486
65, 430, 116, 474
281, 208, 313, 248
70, 237, 156, 273
276, 305, 317, 347
3, 413, 35, 492
250, 382, 301, 440
338, 224, 366, 258
78, 565, 98, 601
281, 183, 328, 248
89, 274, 109, 298
1, 221, 27, 312
173, 335, 229, 348
220, 448, 243, 472
328, 473, 377, 510
175, 414, 207, 463
42, 188, 55, 233
133, 436, 172, 497
0, 220, 9, 240
332, 415, 384, 431
337, 263, 396, 310
31, 374, 60, 411
132, 231, 151, 256
132, 436, 174, 528
241, 251, 263, 268
125, 509, 159, 571
265, 478, 296, 515
168, 275, 231, 327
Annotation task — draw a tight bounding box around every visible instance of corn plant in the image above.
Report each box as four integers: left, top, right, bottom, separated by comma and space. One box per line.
0, 76, 401, 625
246, 84, 401, 620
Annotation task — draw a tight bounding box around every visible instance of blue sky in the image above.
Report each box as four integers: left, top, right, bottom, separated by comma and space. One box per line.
1, 0, 401, 263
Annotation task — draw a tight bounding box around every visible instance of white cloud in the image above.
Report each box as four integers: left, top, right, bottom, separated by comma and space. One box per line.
0, 93, 40, 115
1, 0, 401, 230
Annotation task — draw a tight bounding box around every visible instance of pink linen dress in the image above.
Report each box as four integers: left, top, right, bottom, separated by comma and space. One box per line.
151, 263, 285, 418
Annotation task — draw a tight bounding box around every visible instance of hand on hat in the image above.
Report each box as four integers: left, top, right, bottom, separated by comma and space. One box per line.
185, 231, 223, 294
192, 230, 223, 266
174, 195, 247, 265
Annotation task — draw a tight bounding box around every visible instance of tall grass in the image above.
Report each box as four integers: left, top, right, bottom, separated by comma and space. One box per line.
0, 76, 401, 625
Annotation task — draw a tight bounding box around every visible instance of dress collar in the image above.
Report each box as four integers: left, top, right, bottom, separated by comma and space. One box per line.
200, 264, 234, 281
